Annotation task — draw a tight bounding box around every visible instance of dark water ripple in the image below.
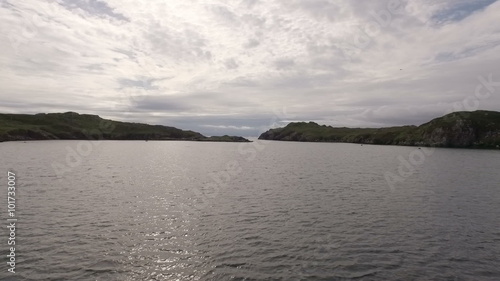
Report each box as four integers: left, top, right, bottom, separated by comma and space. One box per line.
0, 140, 499, 280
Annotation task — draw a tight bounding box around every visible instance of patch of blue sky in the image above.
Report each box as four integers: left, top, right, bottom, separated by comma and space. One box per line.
431, 0, 497, 24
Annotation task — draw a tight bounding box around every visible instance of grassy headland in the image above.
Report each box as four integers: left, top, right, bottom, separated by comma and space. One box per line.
259, 110, 500, 149
0, 112, 250, 142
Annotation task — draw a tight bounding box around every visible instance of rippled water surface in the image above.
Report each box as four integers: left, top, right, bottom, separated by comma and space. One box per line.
1, 140, 499, 280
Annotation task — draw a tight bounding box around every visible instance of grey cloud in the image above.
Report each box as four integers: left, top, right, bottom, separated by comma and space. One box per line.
129, 91, 258, 114
292, 0, 346, 22
356, 106, 454, 127
0, 99, 103, 115
118, 78, 159, 90
267, 72, 338, 90
117, 76, 175, 91
82, 63, 105, 71
2, 1, 500, 137
185, 92, 258, 108
243, 38, 260, 49
58, 0, 128, 21
224, 58, 239, 69
209, 5, 239, 25
240, 0, 259, 9
274, 58, 295, 70
434, 52, 457, 63
305, 35, 374, 66
241, 14, 267, 27
224, 77, 260, 87
131, 95, 192, 112
112, 49, 137, 60
1, 1, 14, 9
143, 24, 212, 62
14, 58, 66, 74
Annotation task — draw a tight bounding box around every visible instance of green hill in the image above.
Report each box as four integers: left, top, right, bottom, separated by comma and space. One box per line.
0, 112, 250, 142
258, 110, 500, 148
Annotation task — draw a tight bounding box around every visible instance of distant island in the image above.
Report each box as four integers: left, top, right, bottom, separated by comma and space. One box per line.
0, 112, 250, 142
259, 110, 500, 149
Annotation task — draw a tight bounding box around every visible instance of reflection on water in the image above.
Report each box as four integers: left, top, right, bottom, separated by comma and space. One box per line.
0, 140, 499, 280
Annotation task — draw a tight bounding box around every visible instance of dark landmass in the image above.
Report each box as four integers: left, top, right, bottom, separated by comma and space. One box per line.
197, 135, 251, 142
0, 112, 251, 142
259, 110, 500, 149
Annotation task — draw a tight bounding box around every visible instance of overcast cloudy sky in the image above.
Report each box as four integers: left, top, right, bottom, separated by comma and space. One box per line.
1, 0, 499, 136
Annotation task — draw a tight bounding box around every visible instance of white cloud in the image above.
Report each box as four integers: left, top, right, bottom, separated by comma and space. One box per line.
0, 0, 499, 136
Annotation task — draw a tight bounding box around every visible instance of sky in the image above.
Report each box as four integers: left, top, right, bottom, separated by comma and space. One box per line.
1, 0, 499, 136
